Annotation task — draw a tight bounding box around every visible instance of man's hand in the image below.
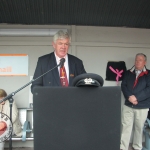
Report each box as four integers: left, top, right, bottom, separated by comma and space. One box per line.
128, 95, 138, 105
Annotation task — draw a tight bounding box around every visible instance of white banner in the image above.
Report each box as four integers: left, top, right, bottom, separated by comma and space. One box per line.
0, 54, 28, 76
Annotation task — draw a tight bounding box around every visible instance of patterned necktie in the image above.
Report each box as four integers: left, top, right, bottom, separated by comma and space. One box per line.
60, 66, 68, 87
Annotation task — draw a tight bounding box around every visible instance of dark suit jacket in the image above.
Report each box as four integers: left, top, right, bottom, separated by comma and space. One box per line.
31, 52, 86, 93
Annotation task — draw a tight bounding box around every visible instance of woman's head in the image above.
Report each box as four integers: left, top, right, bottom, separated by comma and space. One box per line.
0, 89, 7, 98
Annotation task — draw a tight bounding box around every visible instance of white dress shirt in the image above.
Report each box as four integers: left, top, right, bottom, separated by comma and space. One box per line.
135, 70, 142, 78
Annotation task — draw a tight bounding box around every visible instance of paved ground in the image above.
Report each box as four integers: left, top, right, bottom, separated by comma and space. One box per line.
4, 143, 145, 150
3, 146, 133, 150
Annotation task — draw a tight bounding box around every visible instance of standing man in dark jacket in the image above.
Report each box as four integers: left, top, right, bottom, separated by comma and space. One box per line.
31, 30, 86, 93
120, 53, 150, 150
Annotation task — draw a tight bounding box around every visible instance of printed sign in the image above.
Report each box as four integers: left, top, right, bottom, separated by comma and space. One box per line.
0, 113, 12, 142
0, 54, 28, 76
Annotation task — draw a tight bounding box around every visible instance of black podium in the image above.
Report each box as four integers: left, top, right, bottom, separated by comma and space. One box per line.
33, 86, 121, 150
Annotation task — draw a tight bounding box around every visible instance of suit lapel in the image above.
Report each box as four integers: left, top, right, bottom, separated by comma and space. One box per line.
49, 52, 61, 86
68, 55, 75, 86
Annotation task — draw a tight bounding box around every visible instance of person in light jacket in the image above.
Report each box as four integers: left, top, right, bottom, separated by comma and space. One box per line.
0, 89, 22, 150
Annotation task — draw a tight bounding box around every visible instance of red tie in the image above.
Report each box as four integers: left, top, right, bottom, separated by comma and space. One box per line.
60, 66, 68, 87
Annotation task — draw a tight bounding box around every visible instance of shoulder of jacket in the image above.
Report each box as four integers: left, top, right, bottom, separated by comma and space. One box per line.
146, 69, 150, 75
39, 52, 54, 60
146, 69, 150, 72
68, 54, 82, 62
125, 70, 133, 73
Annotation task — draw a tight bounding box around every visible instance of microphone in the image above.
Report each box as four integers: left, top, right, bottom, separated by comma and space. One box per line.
30, 57, 66, 93
59, 58, 65, 68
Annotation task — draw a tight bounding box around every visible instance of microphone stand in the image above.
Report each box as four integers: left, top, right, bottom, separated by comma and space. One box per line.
0, 61, 63, 150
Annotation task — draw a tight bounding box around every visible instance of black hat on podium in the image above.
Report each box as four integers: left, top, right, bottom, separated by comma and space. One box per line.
72, 73, 104, 87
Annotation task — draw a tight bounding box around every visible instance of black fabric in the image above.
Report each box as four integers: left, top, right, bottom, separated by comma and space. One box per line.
33, 86, 121, 150
105, 61, 127, 81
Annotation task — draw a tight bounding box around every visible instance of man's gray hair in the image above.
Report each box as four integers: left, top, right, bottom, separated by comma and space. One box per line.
53, 30, 71, 44
136, 53, 147, 61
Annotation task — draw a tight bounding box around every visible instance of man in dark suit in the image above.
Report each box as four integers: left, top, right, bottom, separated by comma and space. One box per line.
31, 30, 86, 93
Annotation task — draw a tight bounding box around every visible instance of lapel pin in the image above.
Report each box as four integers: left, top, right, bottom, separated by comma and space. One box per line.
70, 74, 74, 77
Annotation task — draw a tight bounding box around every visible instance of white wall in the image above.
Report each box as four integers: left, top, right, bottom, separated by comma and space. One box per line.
0, 24, 150, 147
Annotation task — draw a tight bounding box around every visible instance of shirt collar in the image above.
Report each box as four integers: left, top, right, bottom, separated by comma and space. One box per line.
130, 65, 147, 73
54, 52, 67, 65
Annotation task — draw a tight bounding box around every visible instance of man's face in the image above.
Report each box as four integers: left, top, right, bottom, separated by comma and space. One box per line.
135, 55, 146, 70
52, 38, 70, 58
